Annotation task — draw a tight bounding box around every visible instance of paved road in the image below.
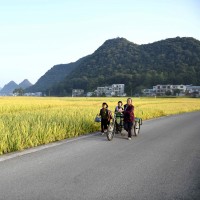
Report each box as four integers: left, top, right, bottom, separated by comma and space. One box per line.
0, 112, 200, 200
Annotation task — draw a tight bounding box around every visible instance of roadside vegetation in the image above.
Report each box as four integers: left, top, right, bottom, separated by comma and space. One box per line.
0, 97, 200, 154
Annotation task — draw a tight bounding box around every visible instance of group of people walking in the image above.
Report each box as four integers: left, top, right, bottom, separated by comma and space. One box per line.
99, 98, 134, 140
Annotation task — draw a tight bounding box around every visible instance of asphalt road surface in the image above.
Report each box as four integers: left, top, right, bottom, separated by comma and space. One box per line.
0, 112, 200, 200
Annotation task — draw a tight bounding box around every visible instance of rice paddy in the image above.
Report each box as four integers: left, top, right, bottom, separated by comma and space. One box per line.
0, 96, 200, 154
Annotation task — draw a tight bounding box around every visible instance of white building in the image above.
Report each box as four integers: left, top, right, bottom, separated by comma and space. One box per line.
97, 84, 125, 97
111, 84, 125, 96
153, 84, 187, 96
23, 92, 43, 96
86, 92, 94, 97
97, 86, 112, 96
72, 89, 84, 97
142, 89, 156, 96
186, 85, 200, 97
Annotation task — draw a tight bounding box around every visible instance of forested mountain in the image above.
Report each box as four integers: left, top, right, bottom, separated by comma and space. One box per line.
19, 79, 32, 89
0, 81, 19, 94
47, 37, 200, 96
26, 57, 87, 92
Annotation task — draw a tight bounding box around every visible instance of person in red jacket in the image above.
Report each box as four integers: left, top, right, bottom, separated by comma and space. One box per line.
123, 98, 135, 140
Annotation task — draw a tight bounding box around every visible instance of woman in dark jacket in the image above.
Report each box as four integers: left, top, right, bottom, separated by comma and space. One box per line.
123, 98, 134, 140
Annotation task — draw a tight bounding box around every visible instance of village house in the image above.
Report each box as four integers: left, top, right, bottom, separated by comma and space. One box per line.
96, 84, 126, 97
142, 84, 200, 97
72, 89, 84, 97
153, 84, 186, 96
185, 85, 200, 97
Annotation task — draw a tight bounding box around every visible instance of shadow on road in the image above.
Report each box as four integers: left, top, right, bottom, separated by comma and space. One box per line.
89, 131, 131, 141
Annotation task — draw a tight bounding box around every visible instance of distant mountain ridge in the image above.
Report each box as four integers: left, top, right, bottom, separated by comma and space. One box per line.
0, 79, 32, 95
19, 79, 32, 89
27, 36, 200, 96
0, 81, 18, 94
26, 56, 87, 92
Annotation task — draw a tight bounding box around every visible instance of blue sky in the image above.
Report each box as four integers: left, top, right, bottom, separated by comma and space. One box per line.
0, 0, 199, 88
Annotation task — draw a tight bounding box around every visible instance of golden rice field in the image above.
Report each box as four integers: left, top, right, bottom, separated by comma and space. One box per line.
0, 96, 200, 155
